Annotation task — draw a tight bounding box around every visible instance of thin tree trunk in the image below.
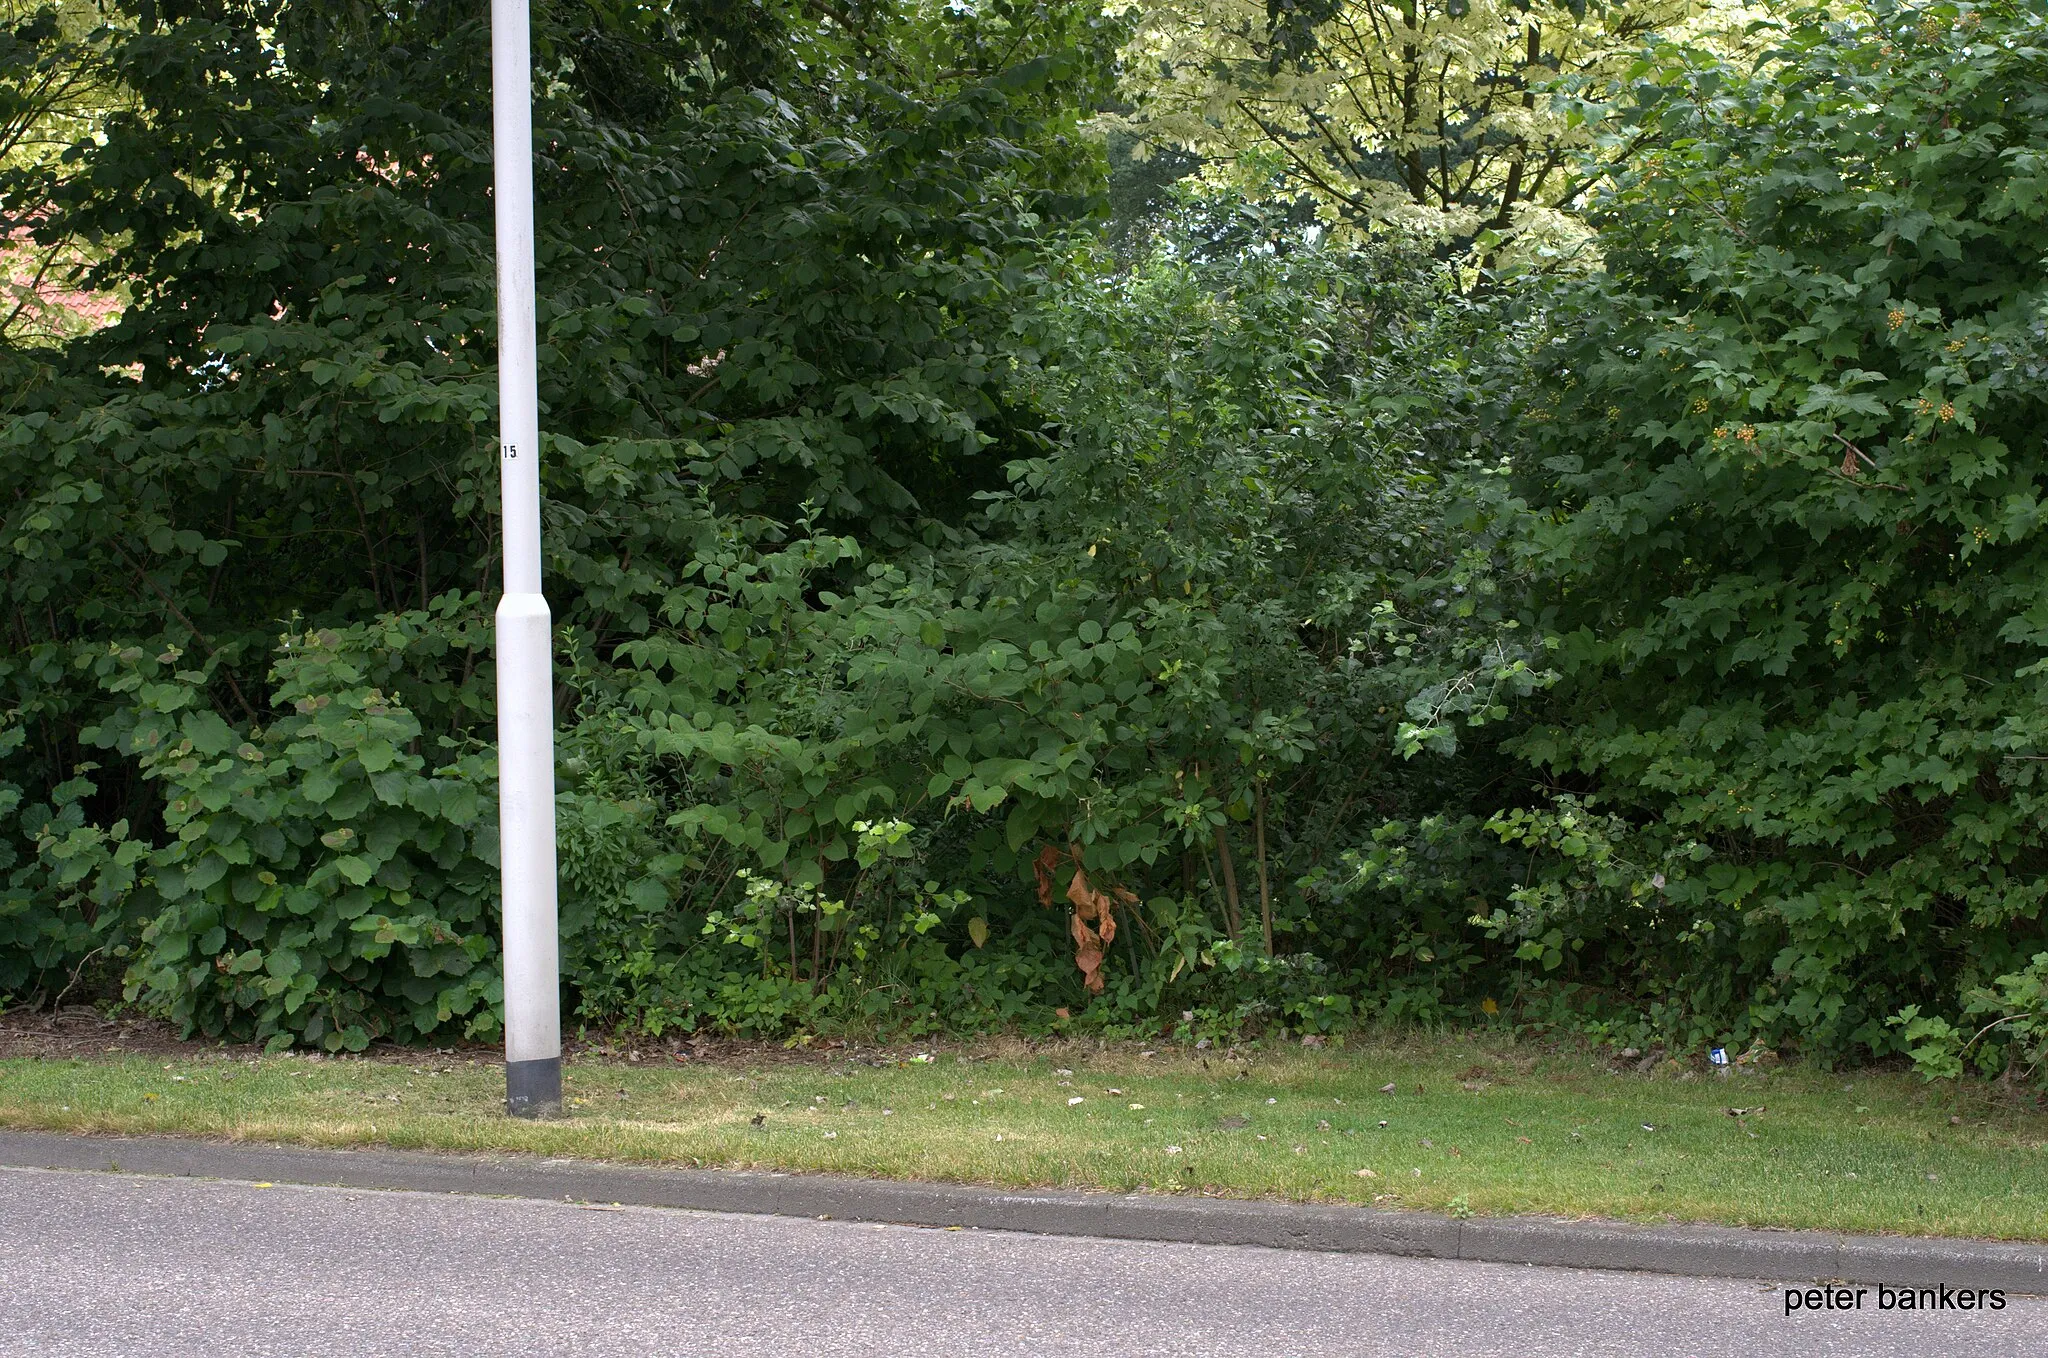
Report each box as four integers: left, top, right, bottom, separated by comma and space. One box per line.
1199, 838, 1235, 941
825, 908, 848, 977
1399, 8, 1425, 207
1255, 782, 1274, 956
1213, 824, 1243, 943
343, 467, 386, 613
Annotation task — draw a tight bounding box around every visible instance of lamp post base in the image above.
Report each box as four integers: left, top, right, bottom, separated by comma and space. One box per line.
505, 1056, 563, 1118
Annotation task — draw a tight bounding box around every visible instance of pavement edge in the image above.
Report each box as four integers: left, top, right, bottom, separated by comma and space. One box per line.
3, 1129, 2043, 1292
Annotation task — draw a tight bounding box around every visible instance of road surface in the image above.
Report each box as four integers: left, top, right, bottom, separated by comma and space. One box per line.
2, 1166, 2042, 1356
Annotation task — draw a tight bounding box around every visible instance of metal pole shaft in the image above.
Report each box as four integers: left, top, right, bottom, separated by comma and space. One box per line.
490, 0, 561, 1117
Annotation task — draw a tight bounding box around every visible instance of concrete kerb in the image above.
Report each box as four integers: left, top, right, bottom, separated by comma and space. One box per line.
3, 1128, 2044, 1292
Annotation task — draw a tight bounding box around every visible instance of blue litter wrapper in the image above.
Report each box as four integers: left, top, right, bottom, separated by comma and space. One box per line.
1709, 1047, 1730, 1066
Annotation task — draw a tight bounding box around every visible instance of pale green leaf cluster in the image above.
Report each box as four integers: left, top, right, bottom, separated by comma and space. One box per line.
1113, 0, 1764, 259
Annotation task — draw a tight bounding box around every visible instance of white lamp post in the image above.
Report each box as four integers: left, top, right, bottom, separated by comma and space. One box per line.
490, 0, 562, 1117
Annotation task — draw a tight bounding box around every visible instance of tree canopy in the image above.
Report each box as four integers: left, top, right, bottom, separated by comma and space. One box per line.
1116, 0, 1754, 258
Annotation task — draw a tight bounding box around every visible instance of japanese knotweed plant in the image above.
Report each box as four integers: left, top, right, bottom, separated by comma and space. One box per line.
95, 614, 500, 1051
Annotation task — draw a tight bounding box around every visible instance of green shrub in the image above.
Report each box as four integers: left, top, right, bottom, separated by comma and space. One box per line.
0, 721, 142, 1002
1511, 0, 2048, 1064
98, 615, 501, 1050
1894, 952, 2048, 1086
0, 0, 1119, 1008
556, 208, 1543, 1033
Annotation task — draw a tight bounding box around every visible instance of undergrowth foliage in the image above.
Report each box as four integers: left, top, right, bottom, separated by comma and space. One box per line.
558, 209, 1540, 1038
1505, 1, 2048, 1068
95, 615, 501, 1052
5, 0, 2048, 1085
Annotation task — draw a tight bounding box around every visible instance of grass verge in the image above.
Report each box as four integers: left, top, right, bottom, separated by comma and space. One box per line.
3, 1034, 2045, 1240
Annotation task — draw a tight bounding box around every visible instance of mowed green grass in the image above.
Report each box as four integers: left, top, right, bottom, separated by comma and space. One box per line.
3, 1036, 2045, 1239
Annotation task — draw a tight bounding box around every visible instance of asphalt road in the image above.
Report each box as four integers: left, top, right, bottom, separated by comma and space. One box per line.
4, 1166, 2044, 1357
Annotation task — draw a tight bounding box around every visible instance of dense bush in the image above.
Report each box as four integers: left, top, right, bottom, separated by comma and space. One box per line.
9, 0, 2048, 1084
0, 0, 1128, 1040
1501, 0, 2048, 1066
560, 204, 1545, 1036
103, 612, 502, 1051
